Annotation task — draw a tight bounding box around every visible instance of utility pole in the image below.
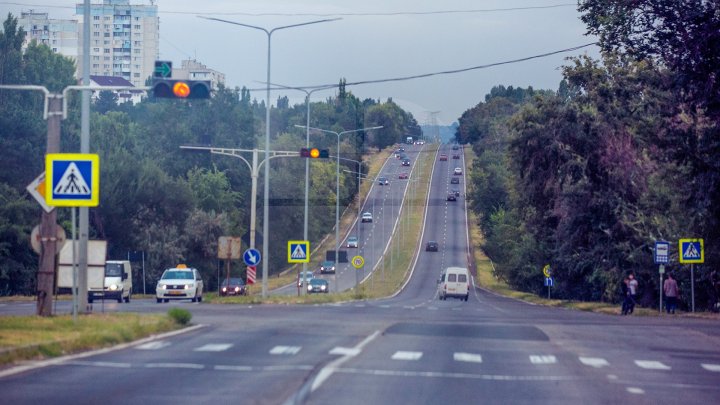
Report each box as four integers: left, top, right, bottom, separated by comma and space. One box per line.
37, 95, 62, 316
78, 0, 91, 313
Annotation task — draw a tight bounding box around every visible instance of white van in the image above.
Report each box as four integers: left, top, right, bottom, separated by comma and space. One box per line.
438, 267, 470, 301
89, 260, 133, 303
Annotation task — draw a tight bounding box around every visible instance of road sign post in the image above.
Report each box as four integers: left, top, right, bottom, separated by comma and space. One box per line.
679, 238, 704, 312
352, 255, 365, 292
655, 241, 669, 313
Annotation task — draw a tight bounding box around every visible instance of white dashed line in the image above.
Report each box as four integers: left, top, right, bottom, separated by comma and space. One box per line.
146, 363, 204, 369
579, 357, 609, 368
65, 361, 131, 368
215, 365, 253, 371
329, 347, 361, 356
454, 352, 483, 363
269, 346, 302, 355
136, 341, 171, 350
194, 343, 233, 352
626, 387, 645, 395
701, 363, 720, 372
634, 360, 671, 370
391, 351, 423, 361
529, 355, 557, 365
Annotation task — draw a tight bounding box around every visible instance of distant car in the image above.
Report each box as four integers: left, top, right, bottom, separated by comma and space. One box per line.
378, 176, 389, 185
447, 193, 457, 201
450, 177, 460, 184
399, 147, 405, 152
402, 158, 411, 166
320, 260, 336, 274
425, 241, 439, 252
452, 145, 459, 150
439, 154, 448, 161
398, 172, 409, 179
307, 278, 329, 294
454, 167, 463, 175
297, 271, 314, 287
453, 154, 460, 159
346, 236, 359, 248
156, 265, 204, 303
451, 189, 460, 197
362, 212, 373, 223
220, 277, 247, 296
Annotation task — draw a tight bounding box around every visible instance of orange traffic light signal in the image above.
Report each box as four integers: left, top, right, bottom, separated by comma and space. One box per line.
152, 79, 211, 99
300, 148, 329, 158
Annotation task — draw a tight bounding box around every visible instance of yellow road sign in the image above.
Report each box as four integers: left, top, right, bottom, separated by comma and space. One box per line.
351, 255, 365, 269
542, 264, 551, 278
45, 153, 100, 207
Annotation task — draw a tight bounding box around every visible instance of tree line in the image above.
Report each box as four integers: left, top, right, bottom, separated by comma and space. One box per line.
0, 13, 421, 295
459, 1, 720, 310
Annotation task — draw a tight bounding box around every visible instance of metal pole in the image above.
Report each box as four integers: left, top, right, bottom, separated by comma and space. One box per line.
302, 95, 310, 295
250, 150, 258, 249
142, 251, 146, 295
335, 133, 340, 278
78, 0, 91, 314
691, 263, 695, 312
71, 208, 77, 322
262, 32, 271, 299
659, 266, 663, 313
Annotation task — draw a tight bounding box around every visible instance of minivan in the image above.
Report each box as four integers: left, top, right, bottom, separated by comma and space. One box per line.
437, 267, 470, 301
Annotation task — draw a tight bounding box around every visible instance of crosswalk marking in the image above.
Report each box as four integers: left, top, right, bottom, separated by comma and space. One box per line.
454, 352, 483, 363
136, 341, 170, 350
329, 347, 361, 356
635, 360, 671, 370
194, 344, 233, 352
391, 351, 423, 361
627, 387, 645, 395
579, 357, 609, 368
269, 346, 302, 355
529, 355, 557, 365
701, 363, 720, 372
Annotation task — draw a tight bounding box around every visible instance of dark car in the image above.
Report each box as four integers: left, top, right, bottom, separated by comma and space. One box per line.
378, 176, 389, 185
450, 177, 460, 184
439, 154, 448, 161
425, 241, 439, 252
220, 277, 247, 296
453, 154, 460, 159
398, 172, 409, 179
452, 145, 459, 150
451, 189, 460, 197
447, 193, 457, 201
320, 260, 336, 274
402, 158, 411, 166
307, 278, 329, 294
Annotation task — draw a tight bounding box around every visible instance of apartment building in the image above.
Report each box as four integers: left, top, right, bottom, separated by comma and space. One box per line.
173, 59, 226, 90
18, 11, 79, 60
75, 0, 159, 87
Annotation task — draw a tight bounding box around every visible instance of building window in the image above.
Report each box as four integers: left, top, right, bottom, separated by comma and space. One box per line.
93, 32, 99, 37
52, 48, 57, 52
93, 16, 100, 20
134, 73, 140, 78
92, 63, 99, 68
104, 64, 110, 68
134, 25, 141, 30
104, 33, 110, 37
93, 47, 100, 52
104, 48, 110, 53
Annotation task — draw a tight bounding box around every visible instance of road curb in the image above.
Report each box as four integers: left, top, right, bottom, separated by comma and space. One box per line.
0, 323, 205, 379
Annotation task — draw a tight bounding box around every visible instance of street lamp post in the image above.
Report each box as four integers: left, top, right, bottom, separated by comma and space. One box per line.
200, 16, 339, 297
295, 125, 382, 273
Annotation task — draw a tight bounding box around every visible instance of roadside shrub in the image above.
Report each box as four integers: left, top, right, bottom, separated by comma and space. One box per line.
167, 308, 192, 325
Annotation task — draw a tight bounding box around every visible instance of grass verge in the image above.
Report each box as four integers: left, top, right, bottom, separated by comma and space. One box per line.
0, 312, 183, 366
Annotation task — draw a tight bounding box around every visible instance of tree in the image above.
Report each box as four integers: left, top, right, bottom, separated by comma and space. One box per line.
94, 90, 119, 114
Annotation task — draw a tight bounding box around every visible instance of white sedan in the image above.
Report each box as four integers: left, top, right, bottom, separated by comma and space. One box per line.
453, 167, 463, 175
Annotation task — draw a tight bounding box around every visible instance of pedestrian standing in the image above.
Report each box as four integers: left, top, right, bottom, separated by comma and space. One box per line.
663, 273, 679, 314
623, 273, 638, 315
620, 276, 629, 315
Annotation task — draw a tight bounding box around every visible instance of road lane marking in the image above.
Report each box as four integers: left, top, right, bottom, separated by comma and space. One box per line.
579, 357, 609, 368
146, 363, 204, 369
329, 347, 361, 356
215, 365, 253, 371
194, 343, 233, 352
269, 346, 301, 355
529, 355, 557, 364
454, 352, 483, 363
627, 387, 645, 394
335, 367, 576, 381
634, 360, 671, 370
392, 351, 423, 361
310, 330, 381, 392
136, 341, 170, 350
701, 363, 720, 372
65, 361, 131, 368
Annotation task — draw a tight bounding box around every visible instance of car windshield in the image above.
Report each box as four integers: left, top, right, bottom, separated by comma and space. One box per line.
162, 270, 193, 280
222, 278, 243, 286
348, 237, 357, 241
322, 261, 334, 266
105, 263, 122, 277
309, 279, 326, 286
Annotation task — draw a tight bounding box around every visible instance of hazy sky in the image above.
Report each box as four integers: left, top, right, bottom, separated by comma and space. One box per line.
3, 1, 600, 125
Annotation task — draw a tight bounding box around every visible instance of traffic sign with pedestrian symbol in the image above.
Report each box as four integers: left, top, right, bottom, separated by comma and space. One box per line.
288, 241, 310, 263
45, 153, 99, 207
679, 238, 704, 264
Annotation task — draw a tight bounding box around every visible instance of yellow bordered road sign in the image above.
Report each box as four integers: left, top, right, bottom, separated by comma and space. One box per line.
679, 238, 704, 264
351, 255, 364, 269
542, 264, 551, 278
288, 240, 310, 263
45, 153, 100, 207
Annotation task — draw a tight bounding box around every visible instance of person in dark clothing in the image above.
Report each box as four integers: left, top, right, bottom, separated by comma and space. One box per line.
622, 273, 638, 315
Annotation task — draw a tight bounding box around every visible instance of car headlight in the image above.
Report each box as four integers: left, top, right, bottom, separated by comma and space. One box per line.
222, 287, 227, 292
108, 284, 118, 291
331, 267, 335, 271
184, 283, 194, 290
320, 285, 327, 290
307, 285, 313, 291
157, 284, 166, 290
234, 287, 240, 292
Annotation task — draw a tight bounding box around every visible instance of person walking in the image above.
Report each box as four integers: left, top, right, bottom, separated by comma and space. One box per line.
663, 273, 679, 314
622, 273, 639, 315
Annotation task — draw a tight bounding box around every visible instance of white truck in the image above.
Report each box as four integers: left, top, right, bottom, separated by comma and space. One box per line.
406, 136, 413, 144
57, 240, 133, 303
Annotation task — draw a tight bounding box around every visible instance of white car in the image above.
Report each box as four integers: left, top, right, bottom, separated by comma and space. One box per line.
346, 236, 359, 248
156, 265, 204, 303
453, 167, 463, 175
361, 212, 373, 223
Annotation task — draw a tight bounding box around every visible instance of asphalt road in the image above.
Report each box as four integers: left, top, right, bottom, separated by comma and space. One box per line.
2, 144, 719, 404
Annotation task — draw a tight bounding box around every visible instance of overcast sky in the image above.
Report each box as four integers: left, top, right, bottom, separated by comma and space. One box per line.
3, 1, 600, 125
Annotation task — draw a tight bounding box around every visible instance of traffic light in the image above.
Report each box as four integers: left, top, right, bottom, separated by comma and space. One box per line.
300, 148, 330, 158
152, 79, 211, 99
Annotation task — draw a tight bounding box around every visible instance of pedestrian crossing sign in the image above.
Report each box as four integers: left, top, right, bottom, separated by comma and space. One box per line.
45, 153, 100, 207
288, 240, 310, 263
679, 238, 704, 264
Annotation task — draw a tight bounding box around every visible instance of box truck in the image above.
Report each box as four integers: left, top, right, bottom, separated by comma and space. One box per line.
57, 240, 133, 303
